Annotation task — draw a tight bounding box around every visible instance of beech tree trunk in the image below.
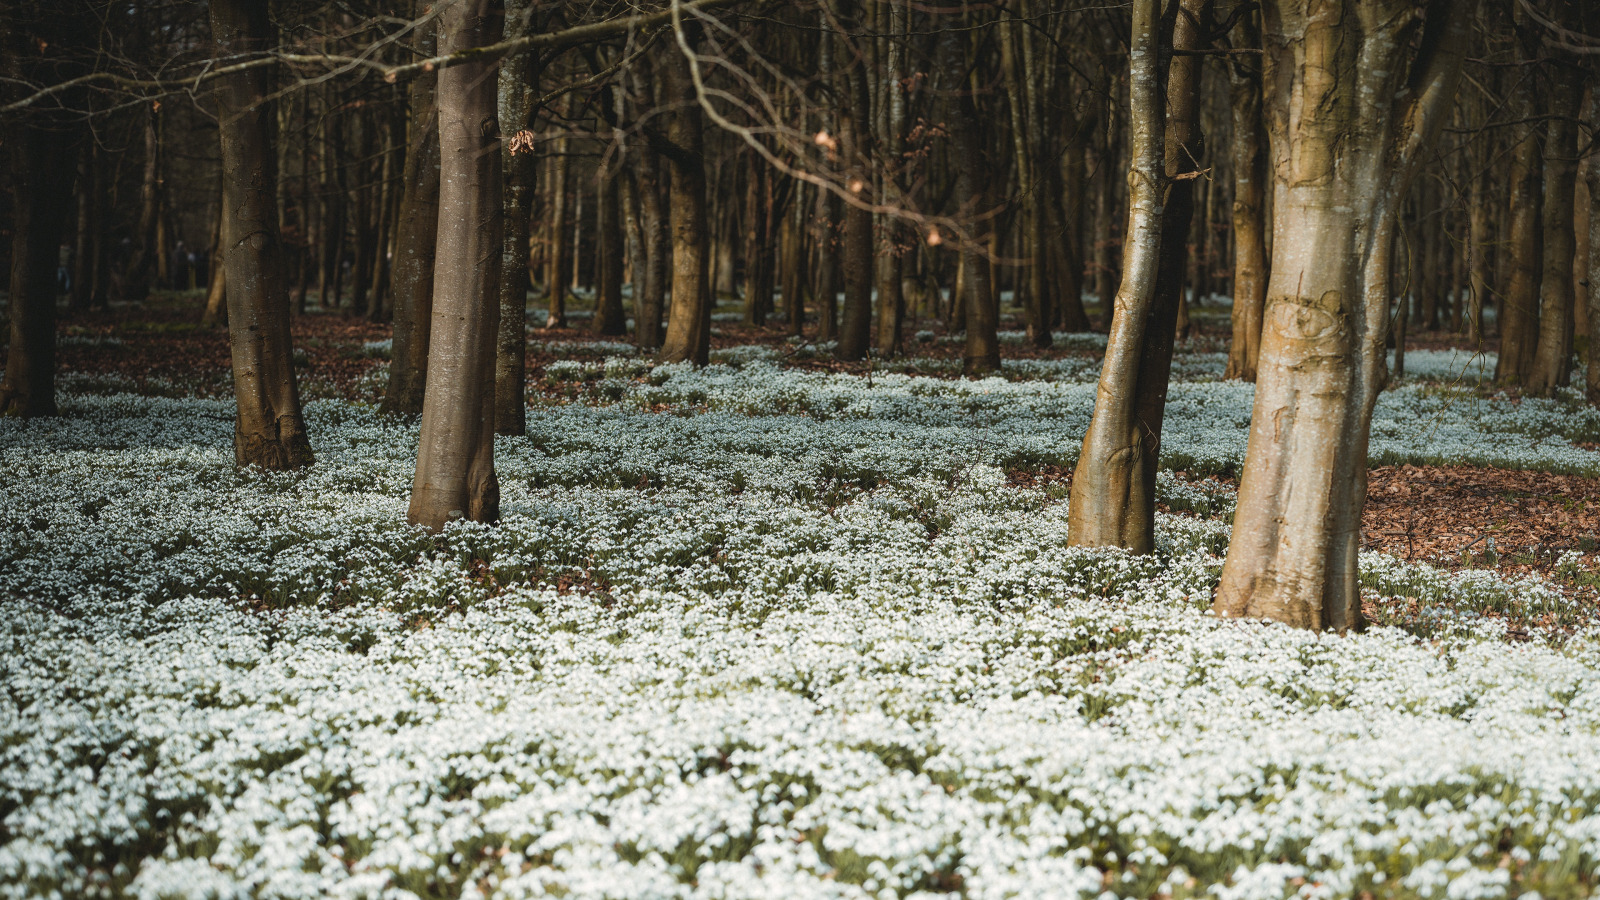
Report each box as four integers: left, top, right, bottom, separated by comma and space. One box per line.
408, 0, 503, 530
1, 125, 75, 418
1068, 0, 1210, 553
1586, 90, 1600, 406
382, 9, 440, 419
595, 168, 628, 336
1525, 48, 1583, 396
656, 42, 712, 366
1226, 8, 1269, 381
1495, 14, 1543, 385
544, 132, 571, 330
939, 12, 998, 375
495, 8, 534, 436
836, 40, 875, 363
209, 0, 313, 469
1214, 0, 1472, 631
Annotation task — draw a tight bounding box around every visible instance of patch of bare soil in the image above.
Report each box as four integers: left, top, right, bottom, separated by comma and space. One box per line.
1362, 464, 1598, 587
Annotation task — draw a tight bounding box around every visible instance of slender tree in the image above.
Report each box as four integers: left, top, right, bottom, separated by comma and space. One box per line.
656, 38, 713, 366
408, 0, 503, 529
209, 0, 313, 468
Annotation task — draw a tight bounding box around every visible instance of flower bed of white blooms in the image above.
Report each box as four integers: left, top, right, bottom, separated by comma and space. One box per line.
4, 354, 1600, 900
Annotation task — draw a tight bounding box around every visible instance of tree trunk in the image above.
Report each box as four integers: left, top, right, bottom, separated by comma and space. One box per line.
1068, 0, 1210, 552
69, 140, 95, 312
1214, 0, 1472, 631
595, 167, 628, 335
836, 55, 875, 362
939, 12, 998, 375
1225, 8, 1269, 381
656, 41, 712, 366
636, 147, 669, 349
815, 187, 840, 342
201, 209, 227, 327
780, 189, 807, 335
1585, 89, 1600, 405
409, 0, 503, 530
544, 131, 570, 329
495, 12, 534, 436
210, 0, 313, 469
1, 124, 74, 417
1495, 16, 1543, 385
1526, 51, 1583, 395
382, 9, 441, 418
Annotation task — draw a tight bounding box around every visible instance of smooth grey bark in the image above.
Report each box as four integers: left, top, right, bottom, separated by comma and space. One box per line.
382, 8, 441, 419
210, 0, 313, 469
656, 42, 712, 366
1225, 6, 1269, 381
495, 1, 534, 436
408, 0, 503, 530
1214, 0, 1473, 630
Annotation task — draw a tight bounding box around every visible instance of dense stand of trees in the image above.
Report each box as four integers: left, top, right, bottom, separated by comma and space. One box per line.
2, 0, 1598, 629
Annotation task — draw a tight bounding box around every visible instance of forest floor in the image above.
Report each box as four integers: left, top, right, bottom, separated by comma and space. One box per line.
7, 288, 1600, 898
47, 289, 1600, 609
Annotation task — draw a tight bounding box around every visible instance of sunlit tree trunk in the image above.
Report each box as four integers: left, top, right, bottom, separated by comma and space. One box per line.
382, 9, 440, 418
1226, 7, 1269, 381
1068, 0, 1211, 552
209, 0, 313, 469
1215, 0, 1472, 630
408, 0, 503, 530
656, 41, 712, 366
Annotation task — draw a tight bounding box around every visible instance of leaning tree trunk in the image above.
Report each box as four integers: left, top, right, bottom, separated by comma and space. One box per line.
1214, 0, 1472, 631
209, 0, 313, 469
382, 29, 441, 417
1225, 7, 1269, 381
1525, 49, 1583, 396
408, 0, 503, 530
1068, 0, 1208, 553
656, 41, 712, 366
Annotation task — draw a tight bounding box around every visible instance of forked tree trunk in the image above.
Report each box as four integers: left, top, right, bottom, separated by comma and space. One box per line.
210, 0, 313, 469
1214, 0, 1472, 631
382, 9, 440, 419
1526, 51, 1583, 396
408, 0, 503, 530
1225, 8, 1269, 381
656, 42, 712, 366
1068, 0, 1210, 553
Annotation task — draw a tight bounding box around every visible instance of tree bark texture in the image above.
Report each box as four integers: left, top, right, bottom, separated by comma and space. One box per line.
1225, 8, 1269, 381
1586, 90, 1600, 405
595, 168, 628, 336
1525, 48, 1583, 396
1, 124, 75, 417
1214, 0, 1473, 631
1067, 0, 1198, 553
408, 0, 503, 530
383, 9, 441, 418
495, 10, 534, 436
656, 43, 712, 366
210, 0, 314, 469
